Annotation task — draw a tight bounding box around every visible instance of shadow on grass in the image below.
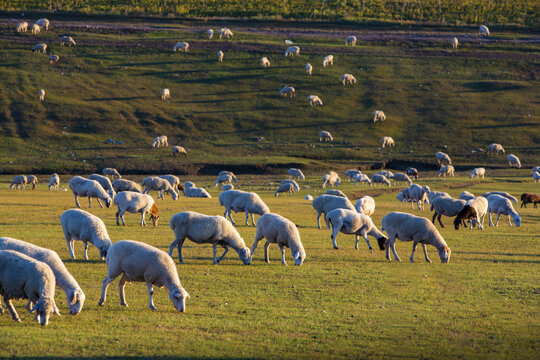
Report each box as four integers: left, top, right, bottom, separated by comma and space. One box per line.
454, 250, 540, 257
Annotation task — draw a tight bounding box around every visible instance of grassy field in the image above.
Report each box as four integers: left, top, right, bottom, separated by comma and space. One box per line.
0, 172, 538, 359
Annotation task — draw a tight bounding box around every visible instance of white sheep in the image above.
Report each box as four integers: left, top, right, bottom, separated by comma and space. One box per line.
319, 131, 333, 142
0, 250, 59, 325
408, 184, 431, 210
183, 187, 212, 198
169, 211, 250, 264
275, 183, 295, 197
172, 145, 187, 156
32, 43, 47, 53
98, 240, 190, 312
152, 135, 168, 148
142, 176, 179, 201
459, 191, 475, 201
341, 74, 356, 85
381, 136, 395, 148
39, 89, 45, 101
470, 167, 485, 179
345, 169, 361, 182
453, 196, 488, 230
284, 46, 300, 57
219, 28, 233, 39
306, 63, 312, 75
112, 179, 142, 193
222, 184, 234, 191
217, 50, 224, 62
288, 168, 305, 180
59, 35, 76, 46
103, 167, 121, 179
353, 173, 371, 186
281, 179, 300, 192
49, 54, 59, 64
345, 35, 357, 46
406, 167, 419, 179
10, 175, 27, 190
533, 171, 540, 183
60, 208, 112, 260
322, 171, 341, 188
219, 190, 270, 226
114, 191, 159, 226
508, 154, 521, 168
355, 196, 375, 217
487, 143, 505, 155
31, 23, 41, 34
373, 110, 386, 122
381, 212, 451, 263
479, 25, 490, 36
308, 95, 323, 106
36, 18, 50, 30
452, 37, 459, 49
437, 165, 455, 177
377, 170, 394, 179
260, 57, 270, 68
173, 42, 189, 52
482, 191, 517, 204
0, 237, 86, 315
392, 173, 413, 186
312, 194, 355, 230
16, 21, 28, 32
48, 173, 60, 190
161, 88, 170, 100
279, 85, 296, 98
207, 29, 214, 39
159, 175, 183, 192
370, 174, 391, 187
430, 196, 466, 228
487, 194, 521, 227
322, 55, 334, 67
435, 151, 452, 165
251, 213, 306, 265
88, 174, 116, 198
219, 170, 237, 179
68, 176, 112, 208
326, 209, 387, 252
214, 173, 235, 187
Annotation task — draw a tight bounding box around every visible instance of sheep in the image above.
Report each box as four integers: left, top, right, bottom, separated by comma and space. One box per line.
373, 110, 386, 122
459, 191, 475, 201
217, 50, 224, 62
142, 177, 179, 201
114, 191, 159, 226
284, 46, 300, 57
482, 191, 518, 204
207, 29, 214, 39
341, 73, 356, 86
345, 169, 361, 182
381, 136, 395, 148
479, 25, 490, 36
251, 213, 306, 265
381, 212, 451, 263
69, 176, 112, 209
408, 184, 431, 210
279, 85, 296, 98
322, 55, 334, 67
49, 54, 59, 64
469, 167, 485, 179
32, 43, 47, 53
60, 208, 112, 260
24, 175, 37, 190
219, 28, 233, 39
305, 195, 313, 201
219, 170, 237, 179
533, 171, 540, 183
353, 173, 371, 186
219, 190, 270, 226
173, 42, 189, 52
281, 179, 300, 192
48, 173, 60, 190
508, 154, 521, 168
152, 135, 168, 148
406, 167, 419, 179
222, 184, 234, 191
355, 196, 375, 217
184, 181, 196, 189
172, 145, 187, 156
370, 174, 391, 187
452, 37, 458, 49
319, 131, 333, 142
31, 24, 41, 34
437, 165, 455, 177
183, 187, 212, 198
345, 35, 357, 46
430, 196, 466, 228
88, 174, 116, 198
488, 143, 505, 155
454, 196, 488, 230
103, 167, 121, 179
532, 166, 540, 173
10, 175, 27, 190
169, 211, 250, 264
312, 194, 355, 230
161, 88, 170, 100
397, 189, 411, 203
16, 21, 28, 32
326, 209, 387, 252
325, 189, 347, 197
487, 194, 521, 227
60, 35, 76, 46
322, 171, 341, 188
36, 18, 50, 30
0, 250, 59, 325
288, 168, 305, 180
0, 237, 85, 315
521, 193, 540, 208
308, 95, 323, 106
39, 89, 45, 101
99, 240, 190, 312
260, 57, 270, 68
159, 175, 184, 192
214, 174, 235, 187
377, 170, 394, 179
392, 173, 413, 186
112, 179, 142, 193
435, 151, 452, 165
427, 190, 450, 203
306, 63, 312, 75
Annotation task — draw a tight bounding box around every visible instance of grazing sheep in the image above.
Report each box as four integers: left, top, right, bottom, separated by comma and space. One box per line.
459, 191, 475, 201
49, 54, 59, 64
488, 143, 505, 155
322, 55, 334, 67
260, 57, 270, 68
452, 37, 458, 49
88, 174, 116, 198
355, 196, 375, 217
0, 250, 59, 325
183, 187, 212, 198
32, 43, 47, 53
159, 175, 184, 192
373, 110, 386, 122
306, 63, 312, 75
207, 29, 214, 39
371, 174, 391, 187
406, 167, 419, 179
184, 181, 196, 189
59, 35, 76, 46
487, 194, 521, 227
521, 193, 540, 208
222, 184, 234, 191
16, 21, 28, 32
381, 212, 451, 263
0, 237, 85, 315
31, 24, 41, 34
470, 167, 485, 179
99, 240, 190, 312
319, 131, 333, 142
279, 85, 296, 98
173, 42, 189, 52
68, 176, 112, 208
322, 171, 341, 188
341, 74, 356, 85
435, 151, 452, 165
353, 173, 372, 186
305, 195, 313, 201
114, 191, 159, 226
169, 211, 250, 264
48, 173, 60, 190
397, 189, 411, 203
392, 173, 413, 186
39, 89, 45, 101
172, 145, 187, 156
377, 170, 394, 179
284, 46, 300, 57
142, 177, 179, 201
508, 154, 521, 168
36, 18, 50, 30
454, 196, 488, 230
112, 179, 142, 193
482, 191, 518, 204
326, 209, 387, 252
533, 171, 540, 183
437, 165, 455, 177
408, 184, 431, 210
60, 209, 112, 260
479, 25, 490, 36
152, 135, 168, 148
251, 213, 306, 265
161, 88, 170, 100
325, 189, 346, 198
26, 175, 38, 190
103, 167, 121, 179
308, 95, 323, 106
281, 180, 300, 192
381, 136, 395, 148
430, 197, 466, 228
217, 50, 224, 62
345, 169, 361, 182
219, 28, 233, 40
345, 36, 357, 46
219, 171, 237, 182
219, 190, 270, 226
288, 168, 305, 180
312, 194, 355, 230
214, 174, 235, 187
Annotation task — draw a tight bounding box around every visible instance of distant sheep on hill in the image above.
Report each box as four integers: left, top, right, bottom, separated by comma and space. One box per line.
173, 42, 189, 52
373, 110, 386, 122
172, 146, 187, 156
345, 36, 357, 46
308, 95, 323, 106
285, 46, 300, 57
161, 88, 170, 100
381, 136, 395, 148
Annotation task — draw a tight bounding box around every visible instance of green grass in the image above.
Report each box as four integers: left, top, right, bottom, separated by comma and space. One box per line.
0, 172, 538, 359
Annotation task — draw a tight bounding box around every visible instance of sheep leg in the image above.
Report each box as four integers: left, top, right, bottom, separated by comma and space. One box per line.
140, 211, 146, 226
3, 298, 20, 322
88, 197, 92, 208
74, 194, 81, 208
67, 238, 76, 260
437, 214, 445, 228
410, 241, 419, 262
362, 233, 374, 253
96, 198, 104, 208
330, 221, 340, 249
26, 300, 33, 311
507, 215, 512, 227
264, 240, 271, 263
494, 213, 501, 227
422, 244, 431, 263
118, 274, 129, 307
316, 212, 322, 230
227, 209, 236, 225
488, 212, 494, 227
250, 213, 256, 226
98, 273, 118, 306
279, 245, 287, 266
83, 241, 89, 260
250, 232, 264, 260
121, 211, 127, 226
215, 244, 229, 264
115, 210, 120, 226
147, 283, 157, 311
389, 237, 401, 262
0, 298, 3, 313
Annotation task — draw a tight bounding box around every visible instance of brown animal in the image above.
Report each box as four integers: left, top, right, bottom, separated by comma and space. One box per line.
149, 203, 160, 226
453, 205, 478, 230
521, 193, 540, 208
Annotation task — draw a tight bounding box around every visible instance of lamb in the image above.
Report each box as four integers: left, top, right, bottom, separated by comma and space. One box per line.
161, 88, 170, 100
16, 21, 28, 32
430, 196, 466, 228
470, 167, 485, 179
408, 184, 431, 210
250, 213, 306, 265
322, 171, 341, 188
312, 194, 355, 229
207, 29, 214, 39
437, 165, 455, 177
48, 173, 60, 190
322, 55, 334, 67
0, 237, 85, 315
308, 95, 323, 106
279, 85, 295, 98
306, 63, 312, 75
454, 196, 488, 230
326, 209, 387, 252
0, 250, 59, 325
49, 54, 59, 64
217, 50, 224, 62
488, 143, 505, 155
281, 179, 300, 192
152, 135, 168, 148
60, 208, 112, 260
214, 174, 235, 187
381, 212, 451, 263
533, 171, 540, 183
288, 168, 305, 180
319, 131, 333, 142
479, 25, 490, 36
381, 136, 395, 148
345, 169, 361, 182
459, 191, 475, 201
452, 37, 458, 49
325, 189, 347, 197
435, 151, 452, 165
260, 57, 270, 68
183, 187, 212, 198
341, 74, 356, 85
222, 184, 234, 191
103, 167, 121, 179
99, 240, 190, 312
353, 173, 371, 186
482, 191, 517, 204
11, 175, 27, 190
284, 46, 300, 57
112, 179, 142, 193
31, 24, 41, 34
39, 89, 45, 101
355, 196, 375, 217
173, 42, 189, 52
36, 18, 50, 30
521, 193, 540, 208
487, 194, 521, 227
172, 145, 187, 156
32, 43, 47, 53
373, 110, 386, 122
392, 173, 413, 186
219, 28, 233, 39
406, 167, 419, 179
219, 190, 270, 226
377, 170, 394, 179
88, 174, 116, 198
59, 35, 76, 46
169, 211, 250, 264
370, 174, 391, 187
142, 177, 179, 201
508, 154, 521, 168
345, 35, 357, 46
68, 176, 112, 208
114, 191, 159, 226
159, 175, 184, 192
